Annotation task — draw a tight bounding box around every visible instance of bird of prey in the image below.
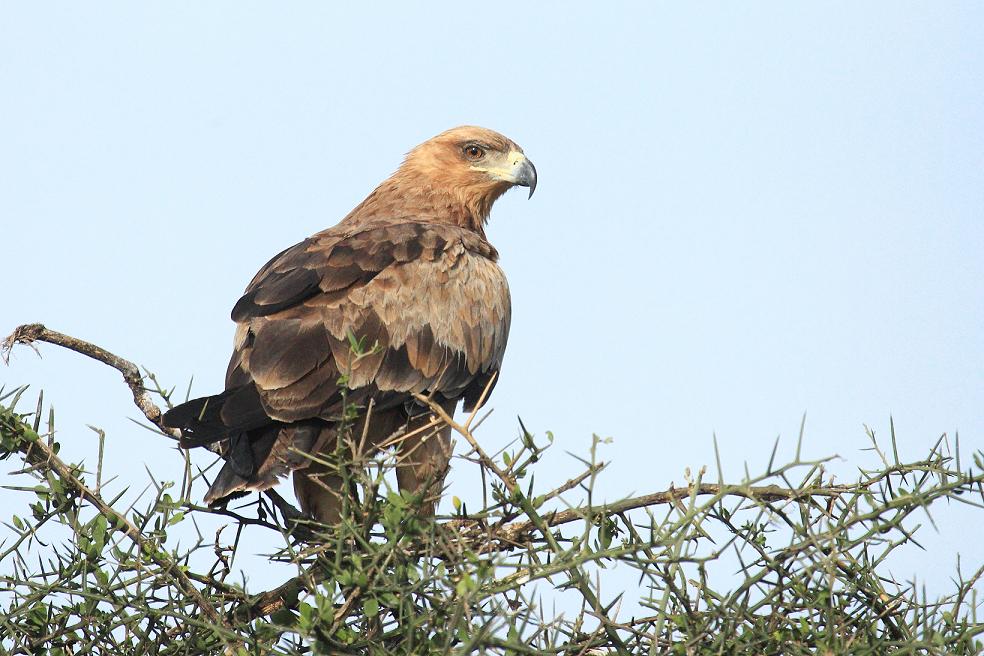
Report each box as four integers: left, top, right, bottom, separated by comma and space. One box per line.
162, 126, 535, 522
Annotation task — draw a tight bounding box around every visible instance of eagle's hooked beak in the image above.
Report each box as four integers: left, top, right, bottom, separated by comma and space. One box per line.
483, 151, 537, 198
511, 153, 537, 199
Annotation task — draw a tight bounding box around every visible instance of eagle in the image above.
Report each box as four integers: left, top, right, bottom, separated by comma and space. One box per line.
162, 126, 535, 523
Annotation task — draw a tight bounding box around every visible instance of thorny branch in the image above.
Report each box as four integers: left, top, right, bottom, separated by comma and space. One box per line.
5, 321, 981, 649
231, 476, 863, 621
10, 415, 228, 629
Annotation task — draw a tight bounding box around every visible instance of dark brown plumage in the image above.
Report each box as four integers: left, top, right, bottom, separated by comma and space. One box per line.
162, 126, 535, 522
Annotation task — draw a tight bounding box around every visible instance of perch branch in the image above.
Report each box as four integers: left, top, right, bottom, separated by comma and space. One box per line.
469, 480, 853, 548
3, 323, 178, 439
3, 322, 306, 517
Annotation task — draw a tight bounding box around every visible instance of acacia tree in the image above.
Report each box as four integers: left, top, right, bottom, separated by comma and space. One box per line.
1, 323, 982, 655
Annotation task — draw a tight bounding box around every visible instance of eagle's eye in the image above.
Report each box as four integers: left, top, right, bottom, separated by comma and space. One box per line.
463, 145, 485, 161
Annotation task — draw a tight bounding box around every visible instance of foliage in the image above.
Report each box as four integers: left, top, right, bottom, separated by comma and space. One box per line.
1, 356, 983, 654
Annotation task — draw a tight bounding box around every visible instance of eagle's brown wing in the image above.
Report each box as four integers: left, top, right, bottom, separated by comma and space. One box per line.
162, 220, 510, 504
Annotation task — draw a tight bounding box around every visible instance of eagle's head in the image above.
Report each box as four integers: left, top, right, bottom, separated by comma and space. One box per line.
396, 126, 536, 225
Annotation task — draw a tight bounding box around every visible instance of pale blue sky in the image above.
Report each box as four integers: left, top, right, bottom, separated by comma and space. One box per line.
2, 3, 982, 608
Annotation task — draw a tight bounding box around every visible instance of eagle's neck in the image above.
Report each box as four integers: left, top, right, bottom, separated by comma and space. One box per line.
344, 176, 503, 238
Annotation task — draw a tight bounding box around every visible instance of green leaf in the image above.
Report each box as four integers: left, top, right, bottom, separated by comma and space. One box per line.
270, 608, 297, 626
91, 513, 108, 552
297, 602, 314, 628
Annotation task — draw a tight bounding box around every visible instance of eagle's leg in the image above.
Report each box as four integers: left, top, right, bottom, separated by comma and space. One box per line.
394, 400, 455, 517
292, 408, 406, 524
292, 402, 456, 523
292, 464, 347, 525
291, 422, 349, 524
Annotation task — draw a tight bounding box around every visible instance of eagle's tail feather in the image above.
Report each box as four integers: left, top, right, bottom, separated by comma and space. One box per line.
162, 384, 269, 448
187, 420, 326, 507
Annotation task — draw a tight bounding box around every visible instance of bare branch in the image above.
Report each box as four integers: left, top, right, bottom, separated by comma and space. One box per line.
3, 323, 178, 440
